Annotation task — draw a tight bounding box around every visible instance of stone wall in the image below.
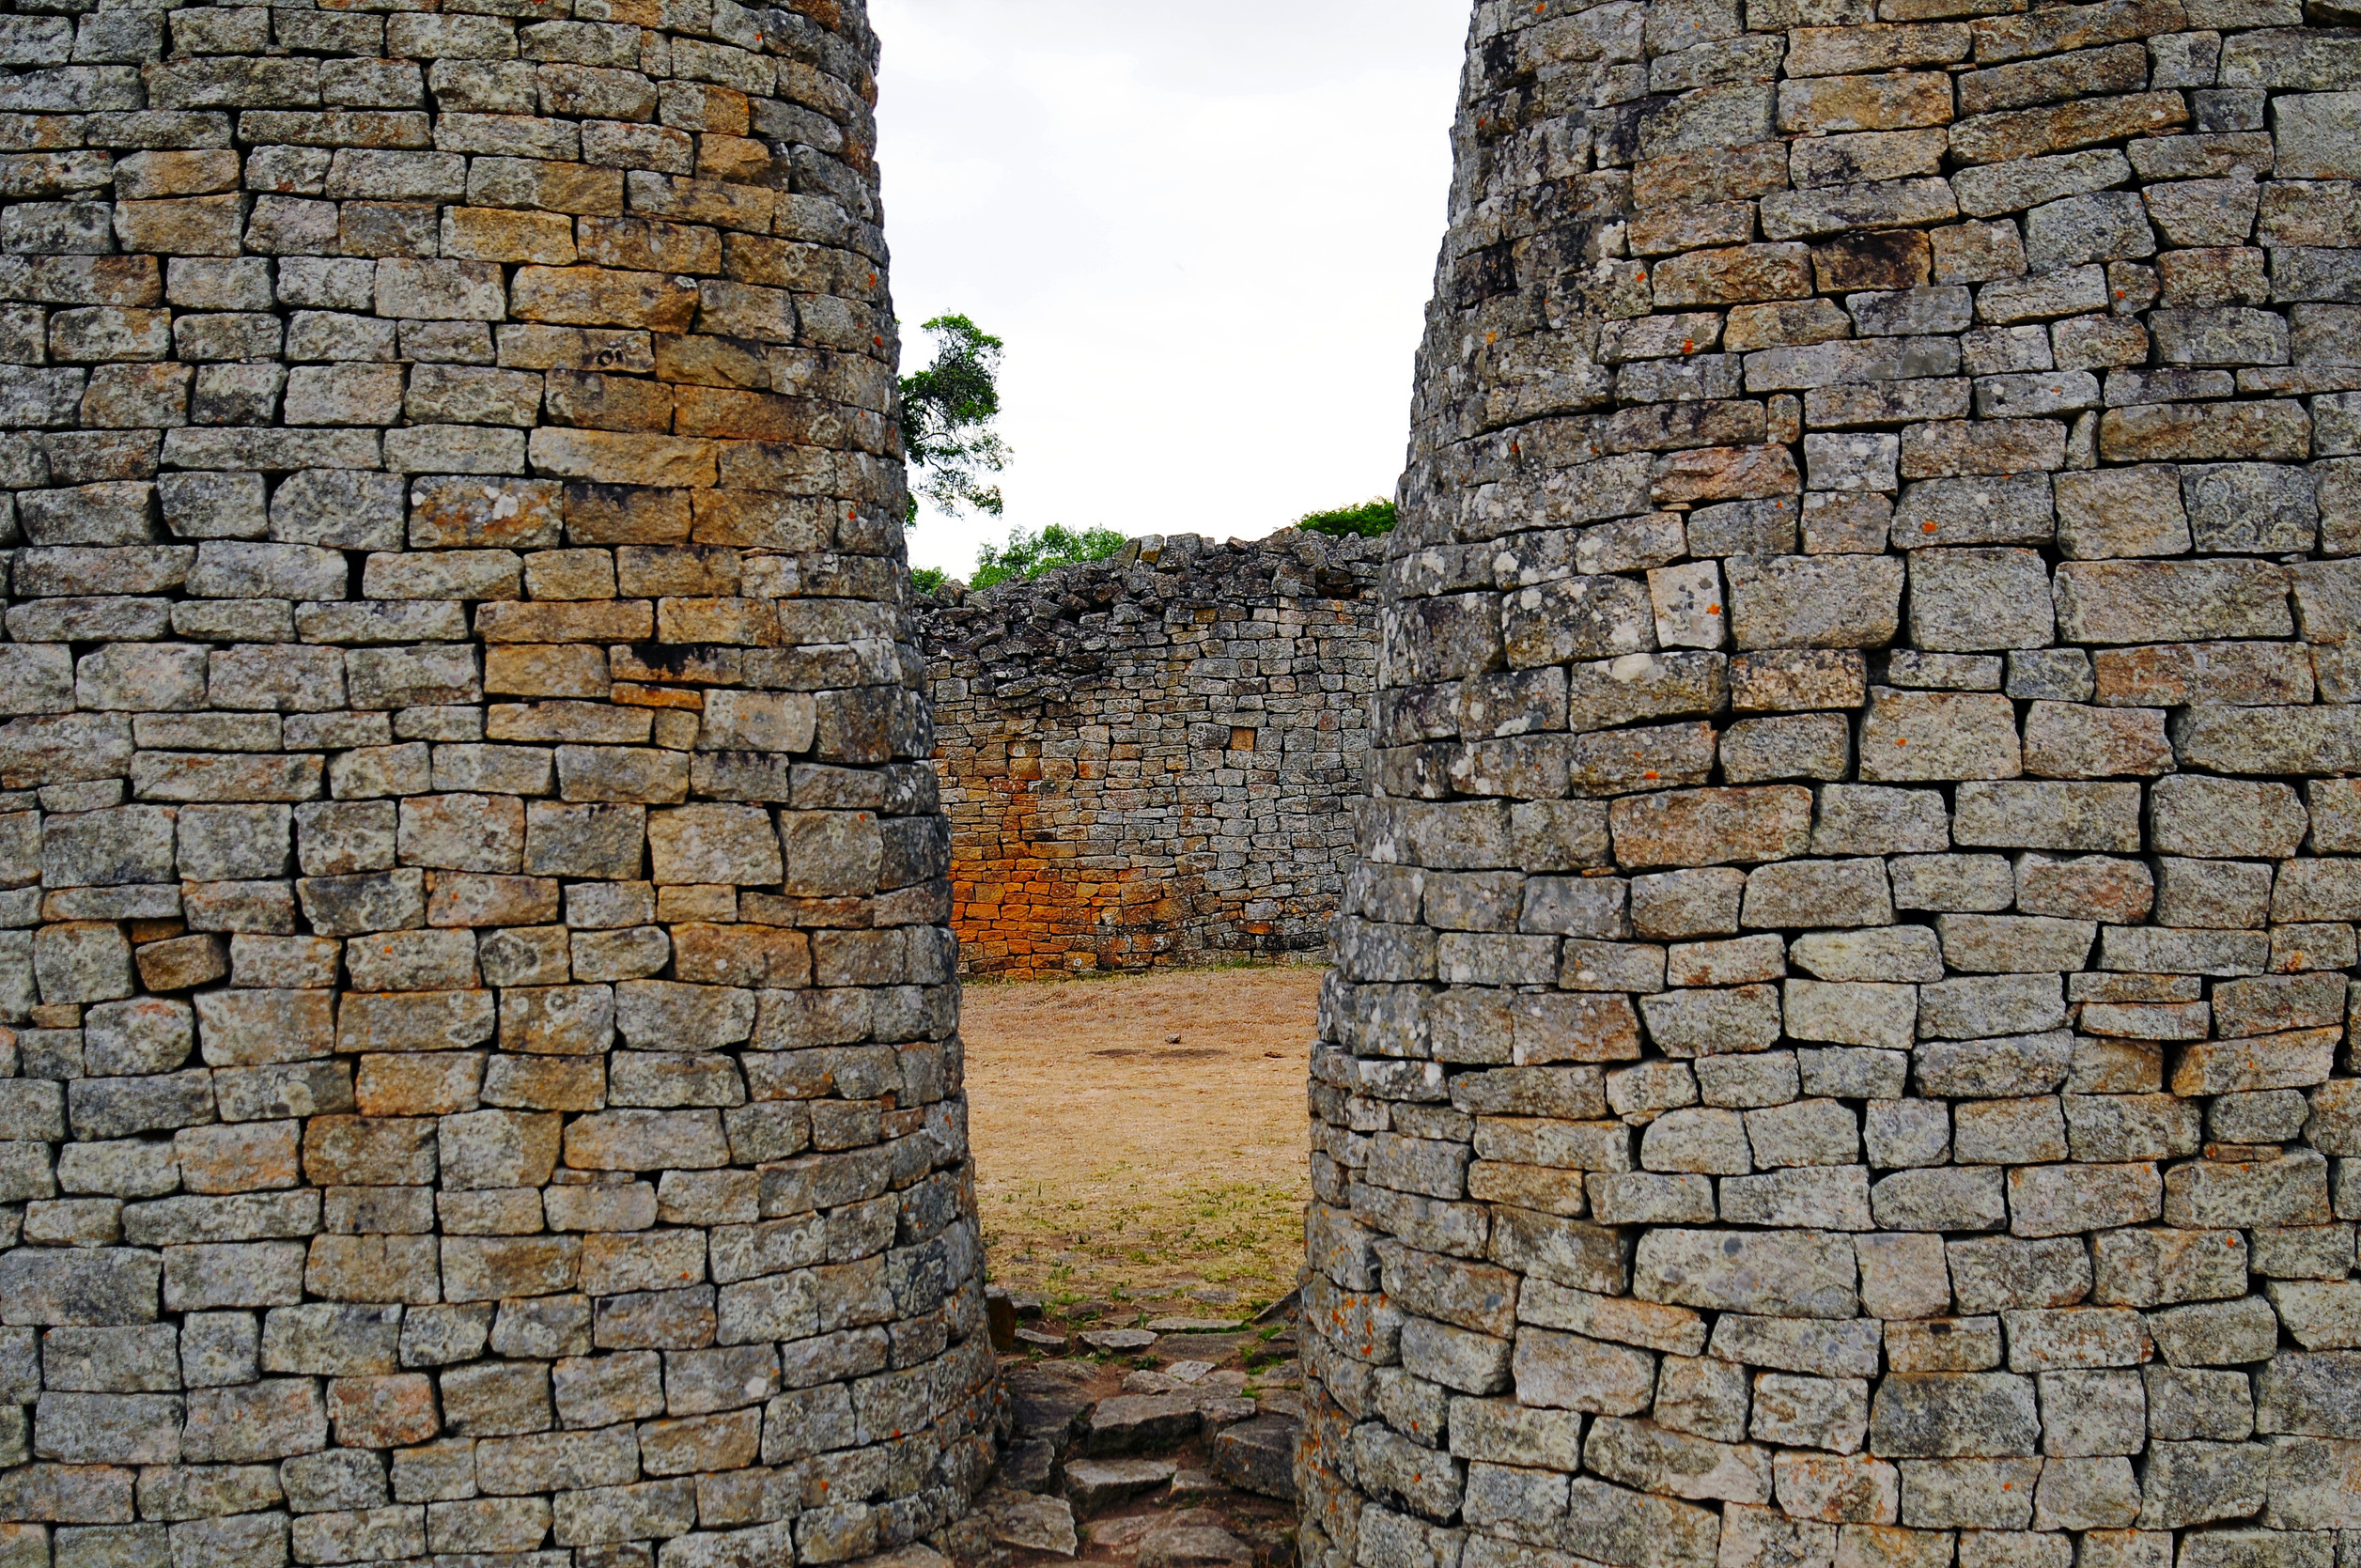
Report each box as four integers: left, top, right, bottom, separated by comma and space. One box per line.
1303, 6, 2361, 1568
916, 530, 1380, 978
0, 2, 998, 1563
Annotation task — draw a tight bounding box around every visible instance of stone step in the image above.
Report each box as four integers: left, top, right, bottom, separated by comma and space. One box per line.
1196, 1395, 1258, 1427
1210, 1415, 1299, 1502
1124, 1366, 1247, 1397
1087, 1509, 1234, 1559
1007, 1366, 1096, 1450
1001, 1437, 1057, 1493
980, 1489, 1079, 1558
1075, 1392, 1204, 1456
1146, 1316, 1244, 1333
1169, 1467, 1223, 1498
843, 1546, 955, 1568
1138, 1524, 1256, 1568
1063, 1457, 1180, 1514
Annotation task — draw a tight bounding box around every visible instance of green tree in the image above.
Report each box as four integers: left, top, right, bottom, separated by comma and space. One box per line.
1296, 498, 1398, 538
969, 524, 1127, 591
899, 314, 1010, 524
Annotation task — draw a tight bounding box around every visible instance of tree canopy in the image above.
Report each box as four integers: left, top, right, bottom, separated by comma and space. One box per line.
898, 314, 1010, 524
970, 524, 1128, 590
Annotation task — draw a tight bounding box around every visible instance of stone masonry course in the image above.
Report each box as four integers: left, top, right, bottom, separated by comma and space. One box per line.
1301, 8, 2361, 1568
915, 531, 1380, 979
0, 2, 999, 1566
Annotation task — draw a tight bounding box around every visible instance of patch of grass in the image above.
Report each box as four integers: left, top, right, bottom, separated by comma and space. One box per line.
980, 1175, 1303, 1305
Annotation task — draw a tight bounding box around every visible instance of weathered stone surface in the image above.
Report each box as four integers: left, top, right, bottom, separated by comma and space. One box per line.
2053, 560, 2294, 644
1633, 1228, 1858, 1318
2097, 401, 2311, 463
0, 4, 994, 1558
1856, 691, 2021, 782
1316, 10, 2361, 1528
2055, 468, 2193, 559
1609, 787, 1815, 868
54, 0, 2361, 1553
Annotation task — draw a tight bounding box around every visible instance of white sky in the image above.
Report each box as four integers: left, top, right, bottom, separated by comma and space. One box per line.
868, 0, 1469, 580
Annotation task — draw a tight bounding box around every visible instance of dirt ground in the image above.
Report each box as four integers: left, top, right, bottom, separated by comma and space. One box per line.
960, 963, 1322, 1315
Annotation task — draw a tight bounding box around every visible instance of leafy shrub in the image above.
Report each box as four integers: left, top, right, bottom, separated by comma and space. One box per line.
1296, 498, 1398, 538
970, 524, 1128, 590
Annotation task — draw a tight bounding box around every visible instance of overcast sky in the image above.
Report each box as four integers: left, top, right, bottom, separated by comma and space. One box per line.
868, 0, 1468, 581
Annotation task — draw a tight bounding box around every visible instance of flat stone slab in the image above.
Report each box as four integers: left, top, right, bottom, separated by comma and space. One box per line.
1090, 1513, 1203, 1553
1253, 1389, 1306, 1421
1076, 1392, 1204, 1456
1196, 1393, 1260, 1427
1005, 1367, 1095, 1445
1250, 1358, 1303, 1389
1127, 1364, 1247, 1398
1212, 1413, 1300, 1501
1147, 1316, 1245, 1333
1139, 1525, 1255, 1568
1063, 1456, 1179, 1514
1169, 1467, 1223, 1497
1079, 1327, 1158, 1352
845, 1548, 953, 1568
984, 1492, 1078, 1557
1000, 1437, 1056, 1494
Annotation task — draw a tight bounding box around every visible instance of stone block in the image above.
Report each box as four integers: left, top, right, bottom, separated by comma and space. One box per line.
1727, 555, 1903, 648
1857, 691, 2021, 782
1633, 1228, 1856, 1319
2151, 775, 2308, 857
1908, 551, 2054, 651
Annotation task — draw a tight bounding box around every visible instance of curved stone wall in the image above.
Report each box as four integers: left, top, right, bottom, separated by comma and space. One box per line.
917, 530, 1380, 979
0, 2, 998, 1563
1305, 5, 2361, 1568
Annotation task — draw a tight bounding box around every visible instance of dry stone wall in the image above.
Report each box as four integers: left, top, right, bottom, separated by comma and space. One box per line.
916, 531, 1379, 979
0, 2, 997, 1564
1304, 5, 2361, 1568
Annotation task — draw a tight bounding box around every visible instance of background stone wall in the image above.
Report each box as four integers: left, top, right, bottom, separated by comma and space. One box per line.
0, 2, 998, 1564
1304, 6, 2361, 1568
916, 530, 1379, 979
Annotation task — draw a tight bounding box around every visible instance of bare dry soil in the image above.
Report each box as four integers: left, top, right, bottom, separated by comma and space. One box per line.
960, 964, 1321, 1316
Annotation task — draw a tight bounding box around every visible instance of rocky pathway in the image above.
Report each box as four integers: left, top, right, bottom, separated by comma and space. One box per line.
945, 1296, 1305, 1568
